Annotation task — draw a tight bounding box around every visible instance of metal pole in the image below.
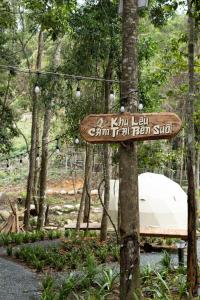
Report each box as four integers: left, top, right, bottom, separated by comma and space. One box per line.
178, 248, 184, 267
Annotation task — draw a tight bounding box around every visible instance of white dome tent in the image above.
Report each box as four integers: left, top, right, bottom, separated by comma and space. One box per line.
108, 172, 187, 231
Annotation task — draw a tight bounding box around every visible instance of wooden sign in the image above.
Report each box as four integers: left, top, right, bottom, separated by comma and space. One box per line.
80, 112, 182, 143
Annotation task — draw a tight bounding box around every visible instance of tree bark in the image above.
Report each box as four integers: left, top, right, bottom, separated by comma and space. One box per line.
186, 0, 198, 296
24, 30, 44, 230
83, 144, 93, 223
119, 0, 140, 299
195, 149, 199, 191
76, 143, 93, 229
37, 42, 61, 230
32, 123, 40, 215
37, 104, 51, 229
100, 49, 113, 241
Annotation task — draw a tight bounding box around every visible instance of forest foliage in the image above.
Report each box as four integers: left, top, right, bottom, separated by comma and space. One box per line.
0, 0, 199, 170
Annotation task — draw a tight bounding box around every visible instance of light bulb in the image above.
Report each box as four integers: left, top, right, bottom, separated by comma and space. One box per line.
56, 147, 60, 154
19, 7, 24, 13
120, 106, 125, 113
138, 103, 143, 110
109, 91, 115, 101
34, 85, 40, 94
76, 87, 81, 97
74, 137, 80, 144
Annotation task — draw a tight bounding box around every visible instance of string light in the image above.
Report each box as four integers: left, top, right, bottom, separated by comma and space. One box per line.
19, 7, 24, 13
34, 84, 40, 94
76, 80, 81, 97
34, 72, 41, 94
0, 134, 68, 164
120, 105, 125, 113
74, 136, 80, 145
109, 89, 115, 101
19, 155, 23, 164
6, 159, 10, 169
56, 138, 60, 154
138, 103, 143, 110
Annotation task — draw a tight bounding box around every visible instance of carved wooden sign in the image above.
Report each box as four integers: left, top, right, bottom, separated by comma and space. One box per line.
80, 112, 182, 143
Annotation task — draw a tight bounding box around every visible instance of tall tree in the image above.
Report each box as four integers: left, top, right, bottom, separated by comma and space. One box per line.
186, 0, 198, 296
119, 0, 140, 299
100, 47, 113, 241
24, 29, 44, 230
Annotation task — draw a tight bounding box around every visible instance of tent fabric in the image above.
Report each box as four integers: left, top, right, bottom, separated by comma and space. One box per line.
108, 172, 187, 230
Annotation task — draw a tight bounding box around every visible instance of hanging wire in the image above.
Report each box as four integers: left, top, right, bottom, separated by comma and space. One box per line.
0, 133, 67, 163
0, 64, 127, 84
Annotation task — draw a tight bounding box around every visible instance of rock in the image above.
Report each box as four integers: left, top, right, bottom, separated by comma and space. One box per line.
60, 190, 67, 195
50, 205, 62, 211
63, 204, 74, 209
55, 211, 63, 216
65, 219, 71, 224
68, 190, 75, 195
91, 189, 98, 195
70, 211, 78, 216
46, 189, 54, 194
92, 207, 102, 213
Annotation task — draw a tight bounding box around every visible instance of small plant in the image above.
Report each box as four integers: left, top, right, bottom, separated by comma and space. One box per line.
14, 233, 24, 245
0, 234, 3, 246
36, 230, 45, 241
32, 258, 45, 272
47, 230, 55, 240
41, 275, 58, 300
42, 275, 54, 290
23, 232, 31, 243
14, 249, 20, 259
64, 229, 72, 238
175, 274, 188, 298
30, 231, 37, 242
160, 250, 171, 270
110, 245, 120, 262
95, 268, 119, 292
58, 274, 77, 298
2, 234, 11, 246
6, 245, 13, 256
96, 245, 109, 263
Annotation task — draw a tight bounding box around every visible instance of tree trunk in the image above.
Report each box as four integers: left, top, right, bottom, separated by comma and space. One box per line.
83, 144, 93, 223
37, 42, 61, 230
24, 30, 44, 230
37, 105, 51, 229
32, 122, 40, 215
186, 0, 198, 296
100, 49, 113, 241
195, 149, 199, 191
120, 0, 140, 299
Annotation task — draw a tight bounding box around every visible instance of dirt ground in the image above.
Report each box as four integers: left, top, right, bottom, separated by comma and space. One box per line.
47, 178, 84, 194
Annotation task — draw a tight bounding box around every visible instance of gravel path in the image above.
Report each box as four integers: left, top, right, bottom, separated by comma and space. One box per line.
0, 238, 199, 299
0, 257, 41, 300
0, 240, 62, 300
